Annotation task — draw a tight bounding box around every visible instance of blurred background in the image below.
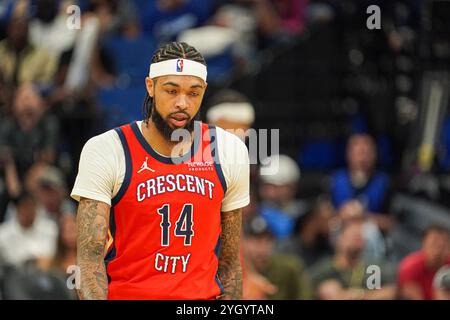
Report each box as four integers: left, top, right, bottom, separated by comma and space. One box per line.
0, 0, 450, 300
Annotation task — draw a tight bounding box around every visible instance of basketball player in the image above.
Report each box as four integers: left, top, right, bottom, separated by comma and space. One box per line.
71, 42, 250, 300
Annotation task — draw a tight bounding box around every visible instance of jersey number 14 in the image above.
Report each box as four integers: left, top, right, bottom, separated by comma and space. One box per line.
157, 204, 194, 246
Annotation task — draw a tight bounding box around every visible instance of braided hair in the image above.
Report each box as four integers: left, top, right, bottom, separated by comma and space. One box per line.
143, 42, 207, 123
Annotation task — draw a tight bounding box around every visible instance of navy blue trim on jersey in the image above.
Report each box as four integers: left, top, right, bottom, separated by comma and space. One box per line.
214, 236, 224, 295
111, 126, 132, 206
130, 121, 201, 165
214, 236, 222, 256
104, 207, 117, 284
208, 125, 227, 194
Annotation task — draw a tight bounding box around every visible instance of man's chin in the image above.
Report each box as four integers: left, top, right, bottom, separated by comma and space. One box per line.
168, 124, 188, 132
168, 119, 196, 131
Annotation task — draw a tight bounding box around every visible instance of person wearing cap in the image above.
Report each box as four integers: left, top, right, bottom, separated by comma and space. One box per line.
34, 165, 76, 222
398, 225, 450, 300
243, 216, 312, 300
258, 154, 308, 240
71, 42, 250, 300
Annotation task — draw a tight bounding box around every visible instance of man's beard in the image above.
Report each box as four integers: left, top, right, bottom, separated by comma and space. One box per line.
151, 105, 200, 143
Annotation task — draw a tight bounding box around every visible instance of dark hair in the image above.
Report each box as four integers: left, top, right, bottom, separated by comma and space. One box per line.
423, 224, 450, 239
51, 215, 76, 273
14, 191, 36, 206
207, 89, 250, 108
143, 42, 207, 123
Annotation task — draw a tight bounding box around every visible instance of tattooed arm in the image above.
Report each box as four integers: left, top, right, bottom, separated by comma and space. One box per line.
218, 208, 243, 300
76, 197, 110, 300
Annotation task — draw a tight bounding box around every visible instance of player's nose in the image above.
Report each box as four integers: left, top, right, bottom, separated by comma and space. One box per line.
174, 94, 189, 110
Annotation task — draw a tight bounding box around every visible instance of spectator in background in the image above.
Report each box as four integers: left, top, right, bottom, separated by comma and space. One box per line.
433, 266, 450, 300
243, 216, 312, 299
34, 166, 76, 222
140, 0, 212, 44
0, 15, 57, 95
23, 162, 49, 197
0, 84, 59, 219
398, 225, 450, 300
0, 73, 6, 116
0, 192, 58, 267
254, 0, 307, 39
49, 214, 77, 274
279, 197, 334, 268
228, 0, 307, 47
4, 162, 75, 225
258, 154, 308, 240
0, 161, 47, 222
38, 213, 77, 300
243, 266, 278, 300
86, 0, 138, 36
333, 200, 386, 263
46, 48, 98, 184
47, 214, 78, 299
206, 1, 258, 71
29, 0, 78, 63
206, 89, 255, 140
311, 221, 396, 300
330, 134, 394, 233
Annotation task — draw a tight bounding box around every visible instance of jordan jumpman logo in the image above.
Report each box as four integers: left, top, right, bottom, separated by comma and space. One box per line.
137, 157, 155, 173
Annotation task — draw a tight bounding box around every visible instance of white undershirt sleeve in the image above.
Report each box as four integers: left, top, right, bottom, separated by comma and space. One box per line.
217, 128, 250, 212
70, 130, 124, 206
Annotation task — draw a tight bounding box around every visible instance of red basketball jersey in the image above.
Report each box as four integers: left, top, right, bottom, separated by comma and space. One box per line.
105, 121, 226, 299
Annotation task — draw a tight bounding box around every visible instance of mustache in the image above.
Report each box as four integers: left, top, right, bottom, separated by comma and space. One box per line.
168, 111, 190, 119
151, 106, 200, 142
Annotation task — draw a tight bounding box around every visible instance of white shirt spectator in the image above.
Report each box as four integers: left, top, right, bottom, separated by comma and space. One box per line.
29, 13, 78, 60
0, 214, 58, 266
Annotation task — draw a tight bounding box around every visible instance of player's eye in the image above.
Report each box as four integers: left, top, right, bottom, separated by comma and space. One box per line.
166, 90, 177, 95
189, 92, 200, 97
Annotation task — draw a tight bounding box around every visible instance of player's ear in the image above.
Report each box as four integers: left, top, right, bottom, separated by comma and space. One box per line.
145, 77, 154, 98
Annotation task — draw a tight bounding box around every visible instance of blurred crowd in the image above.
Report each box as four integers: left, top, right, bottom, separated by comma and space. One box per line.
0, 0, 449, 300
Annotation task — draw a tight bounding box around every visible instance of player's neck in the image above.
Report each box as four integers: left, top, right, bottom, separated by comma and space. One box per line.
141, 120, 193, 158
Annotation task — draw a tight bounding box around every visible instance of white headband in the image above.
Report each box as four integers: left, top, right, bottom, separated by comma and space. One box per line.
149, 59, 207, 82
207, 102, 255, 124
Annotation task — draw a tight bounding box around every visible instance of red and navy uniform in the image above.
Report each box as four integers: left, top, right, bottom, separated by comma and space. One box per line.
104, 121, 226, 300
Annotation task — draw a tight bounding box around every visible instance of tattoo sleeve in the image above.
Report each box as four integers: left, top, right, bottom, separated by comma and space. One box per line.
218, 208, 243, 300
76, 197, 110, 300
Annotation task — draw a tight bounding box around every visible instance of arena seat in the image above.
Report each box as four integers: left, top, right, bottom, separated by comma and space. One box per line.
103, 34, 156, 87
97, 85, 145, 129
389, 193, 450, 261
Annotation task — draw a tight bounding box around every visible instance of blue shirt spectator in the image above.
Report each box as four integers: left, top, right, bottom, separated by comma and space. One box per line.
258, 154, 305, 240
259, 204, 295, 240
140, 0, 212, 44
0, 0, 14, 39
330, 134, 390, 214
331, 169, 389, 213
